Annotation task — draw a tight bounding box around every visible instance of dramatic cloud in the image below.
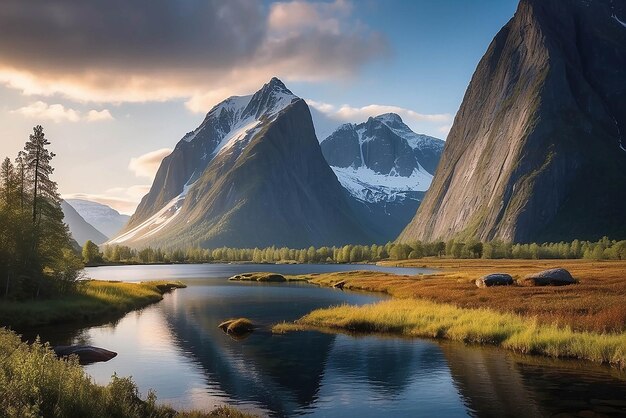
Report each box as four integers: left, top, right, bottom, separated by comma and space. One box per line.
11, 101, 113, 123
0, 0, 388, 113
63, 185, 151, 215
307, 99, 452, 132
128, 148, 172, 179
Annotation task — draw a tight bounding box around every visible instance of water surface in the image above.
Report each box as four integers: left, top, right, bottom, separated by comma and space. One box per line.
37, 264, 626, 417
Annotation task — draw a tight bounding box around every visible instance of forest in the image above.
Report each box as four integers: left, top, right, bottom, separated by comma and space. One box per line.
93, 236, 626, 265
0, 126, 82, 300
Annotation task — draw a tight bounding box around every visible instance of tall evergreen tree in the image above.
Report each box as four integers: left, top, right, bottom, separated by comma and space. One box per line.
24, 125, 56, 225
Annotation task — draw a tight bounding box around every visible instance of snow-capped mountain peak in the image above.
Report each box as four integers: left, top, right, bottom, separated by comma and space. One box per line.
374, 113, 444, 152
109, 77, 322, 247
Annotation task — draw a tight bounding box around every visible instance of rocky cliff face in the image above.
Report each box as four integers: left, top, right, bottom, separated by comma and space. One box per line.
320, 113, 443, 241
111, 78, 373, 248
399, 0, 626, 244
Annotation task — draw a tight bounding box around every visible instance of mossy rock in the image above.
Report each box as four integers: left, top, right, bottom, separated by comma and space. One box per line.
228, 273, 286, 282
218, 318, 255, 335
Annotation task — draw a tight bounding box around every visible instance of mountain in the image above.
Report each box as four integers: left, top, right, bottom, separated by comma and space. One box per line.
320, 113, 444, 241
60, 200, 108, 246
66, 199, 130, 238
399, 0, 626, 244
110, 78, 373, 248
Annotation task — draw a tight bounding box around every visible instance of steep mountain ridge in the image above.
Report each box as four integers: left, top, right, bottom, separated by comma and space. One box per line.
112, 78, 373, 248
399, 0, 626, 243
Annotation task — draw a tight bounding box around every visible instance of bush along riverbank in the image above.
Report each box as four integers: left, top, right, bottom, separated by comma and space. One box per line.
0, 328, 255, 418
0, 280, 186, 330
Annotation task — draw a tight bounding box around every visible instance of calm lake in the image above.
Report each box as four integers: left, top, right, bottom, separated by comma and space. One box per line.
36, 264, 626, 417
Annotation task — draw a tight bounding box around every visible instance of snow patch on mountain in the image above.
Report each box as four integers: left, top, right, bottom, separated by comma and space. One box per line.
333, 166, 433, 204
108, 180, 195, 244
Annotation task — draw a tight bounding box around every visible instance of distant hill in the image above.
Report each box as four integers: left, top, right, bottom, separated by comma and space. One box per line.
66, 199, 130, 238
60, 200, 108, 246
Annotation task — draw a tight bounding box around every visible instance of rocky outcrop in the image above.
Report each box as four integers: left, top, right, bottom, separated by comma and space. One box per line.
218, 318, 255, 335
228, 273, 286, 282
399, 0, 626, 244
53, 345, 117, 365
521, 268, 576, 286
475, 273, 514, 288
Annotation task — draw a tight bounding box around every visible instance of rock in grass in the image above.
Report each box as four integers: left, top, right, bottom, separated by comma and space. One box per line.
475, 273, 514, 288
53, 345, 117, 365
521, 268, 576, 286
218, 318, 255, 335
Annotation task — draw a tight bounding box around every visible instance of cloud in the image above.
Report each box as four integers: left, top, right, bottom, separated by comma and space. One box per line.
11, 101, 80, 123
128, 148, 172, 179
0, 0, 388, 113
86, 109, 113, 122
11, 101, 113, 123
307, 99, 452, 125
63, 185, 151, 215
438, 125, 452, 136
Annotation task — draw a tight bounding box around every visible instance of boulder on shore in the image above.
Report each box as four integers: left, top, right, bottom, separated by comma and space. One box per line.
333, 280, 346, 290
521, 268, 576, 286
53, 345, 117, 365
218, 318, 255, 335
475, 273, 514, 288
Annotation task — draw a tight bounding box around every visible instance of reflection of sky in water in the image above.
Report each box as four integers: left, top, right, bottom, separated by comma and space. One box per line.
71, 265, 626, 417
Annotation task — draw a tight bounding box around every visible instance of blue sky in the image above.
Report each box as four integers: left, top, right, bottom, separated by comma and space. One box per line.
0, 0, 518, 214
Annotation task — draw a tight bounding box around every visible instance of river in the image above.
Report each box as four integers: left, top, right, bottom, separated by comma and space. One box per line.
34, 264, 626, 417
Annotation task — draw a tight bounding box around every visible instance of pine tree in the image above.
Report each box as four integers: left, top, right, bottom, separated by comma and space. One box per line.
24, 125, 56, 225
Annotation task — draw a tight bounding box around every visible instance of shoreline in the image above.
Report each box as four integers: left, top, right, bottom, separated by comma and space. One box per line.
0, 280, 186, 331
264, 259, 626, 369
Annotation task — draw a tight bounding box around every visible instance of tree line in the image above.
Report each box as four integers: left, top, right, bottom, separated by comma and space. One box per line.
89, 236, 626, 265
0, 126, 82, 300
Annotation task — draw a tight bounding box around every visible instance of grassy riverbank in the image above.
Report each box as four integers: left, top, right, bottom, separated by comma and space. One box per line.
0, 280, 187, 330
301, 259, 626, 333
270, 259, 626, 368
273, 299, 626, 368
0, 328, 254, 417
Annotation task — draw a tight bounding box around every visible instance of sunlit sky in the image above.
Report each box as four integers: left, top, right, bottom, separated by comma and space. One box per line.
0, 0, 518, 214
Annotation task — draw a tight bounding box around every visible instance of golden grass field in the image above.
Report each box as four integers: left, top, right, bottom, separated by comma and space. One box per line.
300, 259, 626, 333
272, 259, 626, 368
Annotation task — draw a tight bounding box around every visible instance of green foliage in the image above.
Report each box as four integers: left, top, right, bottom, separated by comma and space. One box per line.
0, 126, 82, 301
82, 240, 103, 264
99, 236, 626, 267
0, 328, 255, 417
